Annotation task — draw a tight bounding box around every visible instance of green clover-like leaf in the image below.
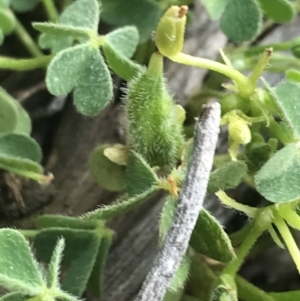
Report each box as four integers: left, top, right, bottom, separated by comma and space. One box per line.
255, 143, 300, 203
10, 0, 39, 12
286, 69, 300, 83
46, 44, 112, 116
0, 7, 15, 34
200, 0, 230, 20
220, 0, 262, 43
0, 229, 44, 295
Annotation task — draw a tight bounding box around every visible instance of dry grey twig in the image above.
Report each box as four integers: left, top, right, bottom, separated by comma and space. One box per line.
134, 102, 221, 301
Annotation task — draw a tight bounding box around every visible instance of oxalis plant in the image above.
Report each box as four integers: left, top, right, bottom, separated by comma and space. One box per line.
1, 0, 300, 301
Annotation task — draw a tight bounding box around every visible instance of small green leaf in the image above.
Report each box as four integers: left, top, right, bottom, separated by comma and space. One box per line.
207, 161, 247, 193
0, 133, 41, 162
73, 48, 113, 116
269, 291, 300, 301
0, 229, 44, 295
47, 238, 65, 289
33, 22, 91, 39
46, 43, 91, 96
105, 26, 139, 58
126, 151, 159, 196
220, 0, 262, 43
0, 8, 15, 34
200, 0, 230, 20
38, 33, 72, 54
101, 0, 162, 43
273, 81, 300, 138
0, 0, 10, 9
87, 235, 113, 297
10, 0, 39, 12
103, 26, 143, 80
34, 228, 101, 297
13, 101, 31, 136
89, 144, 126, 192
169, 254, 191, 292
286, 69, 300, 83
58, 0, 99, 31
190, 209, 235, 262
36, 214, 99, 230
83, 186, 157, 220
255, 143, 300, 203
256, 0, 295, 22
0, 87, 18, 134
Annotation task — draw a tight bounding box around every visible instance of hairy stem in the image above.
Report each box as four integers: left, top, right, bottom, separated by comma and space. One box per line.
134, 102, 221, 301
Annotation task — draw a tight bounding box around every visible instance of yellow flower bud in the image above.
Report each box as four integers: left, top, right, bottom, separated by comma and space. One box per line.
228, 118, 251, 145
155, 5, 187, 57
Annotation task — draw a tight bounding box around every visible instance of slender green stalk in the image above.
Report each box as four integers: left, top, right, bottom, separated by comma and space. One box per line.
0, 55, 53, 70
244, 37, 300, 56
222, 208, 272, 276
170, 52, 254, 98
41, 0, 59, 22
274, 215, 300, 273
14, 17, 42, 57
236, 275, 275, 301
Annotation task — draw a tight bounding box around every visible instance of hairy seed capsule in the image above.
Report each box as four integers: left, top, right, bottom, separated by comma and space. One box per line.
125, 52, 184, 167
155, 5, 188, 57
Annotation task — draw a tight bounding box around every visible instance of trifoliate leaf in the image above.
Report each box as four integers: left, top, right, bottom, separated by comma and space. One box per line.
220, 0, 262, 43
200, 0, 230, 20
34, 228, 101, 297
47, 43, 112, 116
190, 209, 235, 262
37, 0, 100, 53
73, 47, 112, 116
207, 161, 247, 193
273, 81, 300, 138
256, 0, 295, 22
0, 229, 44, 295
126, 151, 159, 196
89, 144, 126, 192
255, 143, 300, 203
10, 0, 39, 12
0, 8, 15, 34
286, 69, 300, 83
101, 0, 162, 42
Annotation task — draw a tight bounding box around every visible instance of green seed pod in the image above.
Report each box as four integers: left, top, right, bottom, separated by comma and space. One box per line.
155, 5, 187, 57
228, 118, 251, 145
125, 52, 184, 167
